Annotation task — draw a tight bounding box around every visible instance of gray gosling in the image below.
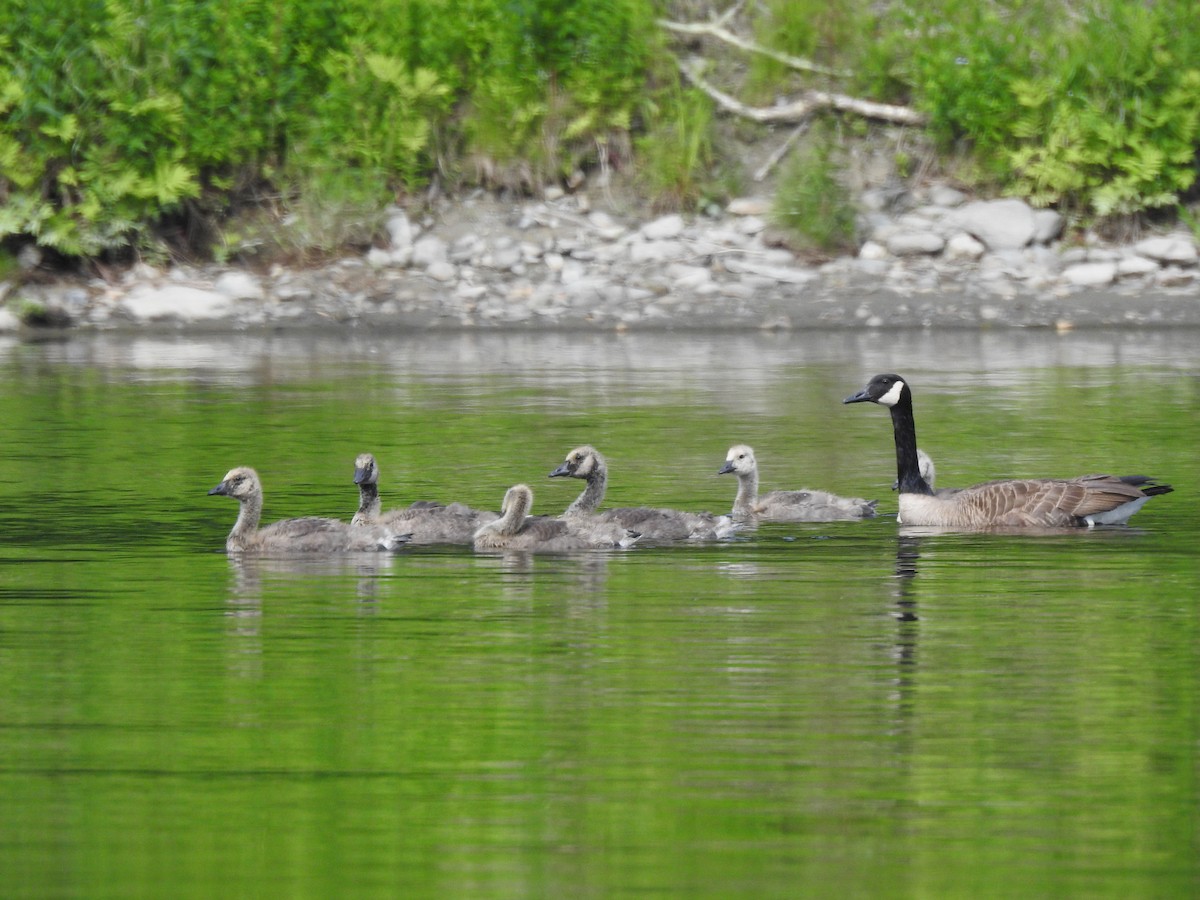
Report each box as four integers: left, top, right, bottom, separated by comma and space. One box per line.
473, 483, 640, 552
844, 374, 1173, 528
718, 444, 877, 521
549, 445, 738, 541
352, 452, 497, 544
209, 466, 410, 553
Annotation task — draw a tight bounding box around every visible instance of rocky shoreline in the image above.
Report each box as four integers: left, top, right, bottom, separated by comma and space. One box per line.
5, 184, 1200, 333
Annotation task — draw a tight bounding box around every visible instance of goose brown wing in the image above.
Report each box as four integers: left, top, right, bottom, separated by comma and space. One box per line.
957, 477, 1152, 527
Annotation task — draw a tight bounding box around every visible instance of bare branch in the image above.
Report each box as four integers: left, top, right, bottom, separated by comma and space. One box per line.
754, 121, 811, 182
678, 62, 927, 127
659, 17, 848, 78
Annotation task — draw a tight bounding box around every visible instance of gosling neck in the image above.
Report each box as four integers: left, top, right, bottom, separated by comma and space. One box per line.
566, 465, 607, 515
228, 491, 263, 550
732, 466, 759, 515
354, 481, 381, 526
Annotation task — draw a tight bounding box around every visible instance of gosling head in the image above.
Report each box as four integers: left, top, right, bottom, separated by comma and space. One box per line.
354, 452, 380, 486
549, 445, 602, 479
208, 467, 261, 502
843, 374, 909, 409
717, 444, 757, 477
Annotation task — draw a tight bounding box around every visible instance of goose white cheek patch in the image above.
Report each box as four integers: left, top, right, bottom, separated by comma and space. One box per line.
878, 380, 906, 407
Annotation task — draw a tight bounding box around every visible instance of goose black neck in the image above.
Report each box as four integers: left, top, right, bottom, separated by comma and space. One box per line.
890, 389, 934, 496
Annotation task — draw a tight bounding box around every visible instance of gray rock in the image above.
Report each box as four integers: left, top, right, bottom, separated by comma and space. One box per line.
412, 235, 448, 268
950, 199, 1036, 250
641, 214, 685, 240
886, 231, 945, 256
425, 261, 457, 282
629, 239, 688, 263
727, 197, 771, 217
1134, 236, 1198, 265
214, 271, 265, 300
386, 211, 414, 250
1061, 261, 1117, 286
365, 247, 393, 269
1032, 209, 1065, 244
121, 285, 233, 322
928, 185, 967, 208
944, 232, 986, 260
1116, 255, 1160, 278
858, 241, 888, 261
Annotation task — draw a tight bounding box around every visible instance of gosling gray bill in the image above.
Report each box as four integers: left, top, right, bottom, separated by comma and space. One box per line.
549, 445, 737, 541
718, 444, 877, 521
844, 374, 1172, 528
473, 483, 640, 552
209, 466, 410, 553
352, 452, 497, 544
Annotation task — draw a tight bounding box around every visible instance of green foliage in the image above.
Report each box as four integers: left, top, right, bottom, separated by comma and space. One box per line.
4, 0, 1200, 261
635, 86, 717, 211
770, 130, 857, 254
897, 0, 1200, 217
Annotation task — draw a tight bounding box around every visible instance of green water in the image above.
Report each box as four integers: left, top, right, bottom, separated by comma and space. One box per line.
1, 329, 1197, 898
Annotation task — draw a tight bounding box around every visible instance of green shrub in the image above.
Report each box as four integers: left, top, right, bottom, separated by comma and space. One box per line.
635, 85, 717, 211
770, 130, 857, 254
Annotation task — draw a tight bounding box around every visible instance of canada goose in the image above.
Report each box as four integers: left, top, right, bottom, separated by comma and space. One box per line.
352, 452, 498, 543
473, 483, 640, 551
209, 466, 410, 552
549, 445, 738, 541
717, 444, 877, 521
844, 374, 1173, 527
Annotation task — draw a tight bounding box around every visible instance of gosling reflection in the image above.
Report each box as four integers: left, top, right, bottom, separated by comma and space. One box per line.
223, 551, 395, 607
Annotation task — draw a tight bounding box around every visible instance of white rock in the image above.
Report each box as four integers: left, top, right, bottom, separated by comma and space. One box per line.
641, 214, 685, 240
1061, 261, 1117, 286
1134, 236, 1198, 265
945, 232, 986, 260
411, 235, 448, 268
629, 239, 688, 263
735, 216, 766, 236
0, 307, 20, 331
858, 241, 888, 261
1116, 255, 1160, 278
365, 247, 393, 269
386, 212, 415, 249
666, 263, 712, 290
213, 271, 264, 300
543, 252, 565, 272
425, 261, 457, 282
727, 197, 771, 217
1156, 266, 1197, 286
886, 231, 945, 256
928, 185, 967, 208
1032, 209, 1065, 244
950, 199, 1036, 250
723, 258, 816, 285
121, 285, 233, 322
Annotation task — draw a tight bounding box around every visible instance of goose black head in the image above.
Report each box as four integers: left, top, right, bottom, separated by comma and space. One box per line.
844, 374, 909, 408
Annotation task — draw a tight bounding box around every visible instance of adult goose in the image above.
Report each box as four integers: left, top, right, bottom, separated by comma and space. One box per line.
844, 374, 1172, 527
549, 445, 738, 541
209, 466, 410, 553
718, 444, 877, 521
352, 452, 497, 544
473, 483, 640, 552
